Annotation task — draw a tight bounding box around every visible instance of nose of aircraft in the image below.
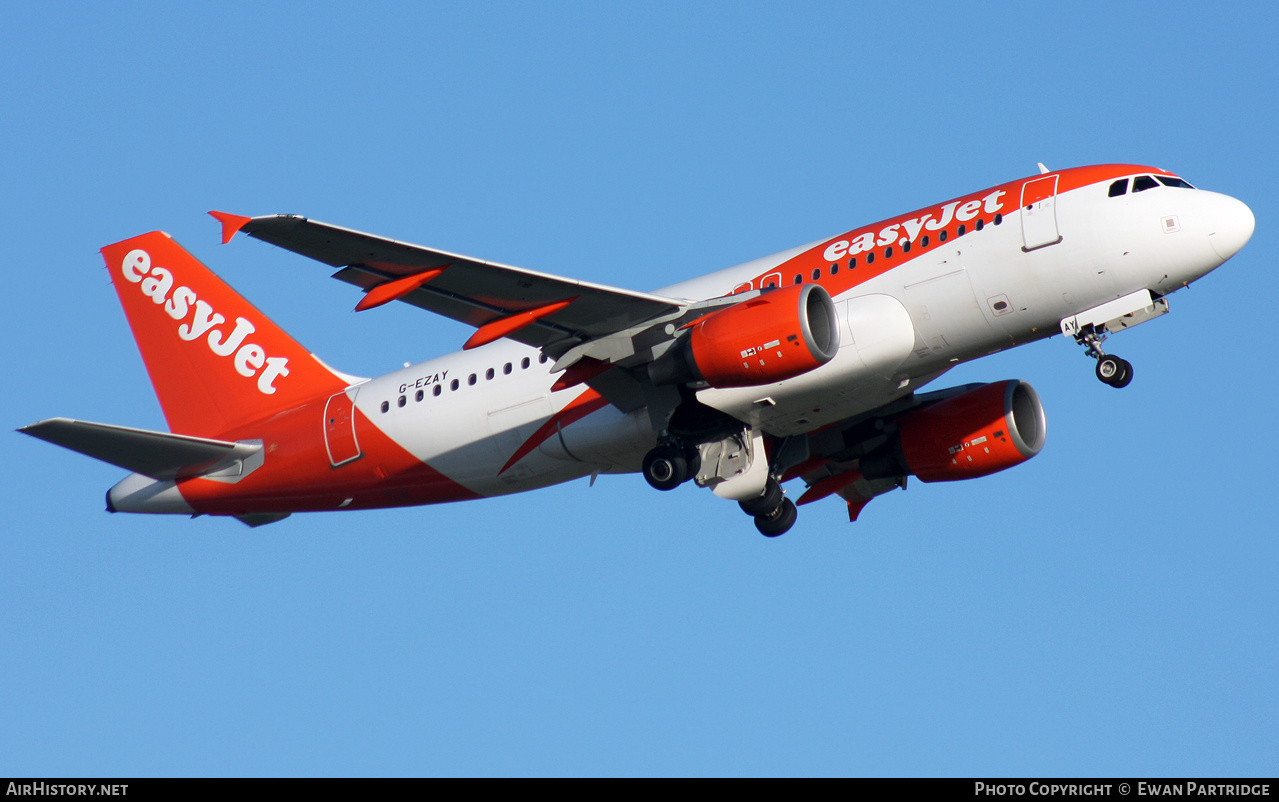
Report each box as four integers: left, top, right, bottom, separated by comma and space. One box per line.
1208, 194, 1255, 262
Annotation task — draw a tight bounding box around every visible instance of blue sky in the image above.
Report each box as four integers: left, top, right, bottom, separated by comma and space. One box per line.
3, 1, 1276, 776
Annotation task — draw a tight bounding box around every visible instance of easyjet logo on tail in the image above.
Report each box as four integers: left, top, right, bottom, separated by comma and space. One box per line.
120, 249, 289, 394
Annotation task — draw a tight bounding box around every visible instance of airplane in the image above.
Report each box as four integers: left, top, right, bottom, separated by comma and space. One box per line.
19, 164, 1254, 536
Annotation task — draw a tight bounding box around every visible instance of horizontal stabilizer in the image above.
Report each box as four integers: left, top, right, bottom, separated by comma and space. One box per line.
19, 418, 261, 480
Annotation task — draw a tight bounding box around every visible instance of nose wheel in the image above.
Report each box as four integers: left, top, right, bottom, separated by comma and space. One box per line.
1074, 324, 1134, 389
1095, 354, 1134, 388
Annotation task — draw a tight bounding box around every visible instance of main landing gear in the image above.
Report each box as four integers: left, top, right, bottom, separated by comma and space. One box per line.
1074, 325, 1134, 389
738, 478, 797, 538
641, 439, 798, 537
642, 441, 701, 491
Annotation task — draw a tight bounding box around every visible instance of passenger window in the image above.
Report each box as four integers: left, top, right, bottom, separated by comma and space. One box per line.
849, 257, 856, 269
1157, 176, 1194, 189
503, 362, 513, 375
380, 401, 389, 414
865, 251, 875, 265
902, 240, 911, 253
521, 357, 530, 369
921, 235, 929, 247
994, 213, 1003, 225
485, 368, 495, 380
468, 374, 477, 385
433, 384, 442, 396
957, 224, 966, 236
415, 390, 424, 402
539, 354, 549, 364
975, 218, 984, 231
1133, 175, 1159, 192
793, 274, 802, 284
939, 230, 948, 242
884, 246, 893, 258
812, 268, 821, 280
397, 395, 406, 407
1108, 179, 1129, 197
450, 379, 459, 391
829, 263, 839, 275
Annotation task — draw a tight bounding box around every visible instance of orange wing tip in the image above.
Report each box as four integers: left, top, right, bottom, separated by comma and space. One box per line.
208, 211, 252, 244
463, 298, 575, 351
354, 268, 446, 312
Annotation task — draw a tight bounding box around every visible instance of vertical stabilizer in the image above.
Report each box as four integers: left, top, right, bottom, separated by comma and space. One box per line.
101, 232, 348, 438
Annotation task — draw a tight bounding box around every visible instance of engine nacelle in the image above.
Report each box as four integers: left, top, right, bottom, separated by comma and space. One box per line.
649, 283, 840, 388
861, 380, 1047, 483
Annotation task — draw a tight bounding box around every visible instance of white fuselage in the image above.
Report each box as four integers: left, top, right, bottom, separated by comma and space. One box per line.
347, 172, 1250, 499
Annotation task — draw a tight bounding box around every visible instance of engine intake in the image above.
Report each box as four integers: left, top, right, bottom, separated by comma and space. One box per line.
649, 283, 840, 388
861, 380, 1047, 482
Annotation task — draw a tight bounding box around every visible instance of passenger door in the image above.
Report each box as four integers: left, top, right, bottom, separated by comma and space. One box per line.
1020, 175, 1061, 250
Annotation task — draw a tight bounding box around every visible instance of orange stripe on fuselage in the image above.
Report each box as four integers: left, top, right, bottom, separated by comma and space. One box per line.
737, 164, 1170, 298
174, 395, 481, 515
500, 389, 609, 475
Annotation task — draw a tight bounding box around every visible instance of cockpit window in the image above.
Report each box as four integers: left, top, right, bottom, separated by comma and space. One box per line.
1108, 179, 1129, 197
1132, 175, 1159, 193
1157, 176, 1195, 189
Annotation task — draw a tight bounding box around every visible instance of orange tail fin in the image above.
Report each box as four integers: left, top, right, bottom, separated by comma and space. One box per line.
102, 231, 349, 438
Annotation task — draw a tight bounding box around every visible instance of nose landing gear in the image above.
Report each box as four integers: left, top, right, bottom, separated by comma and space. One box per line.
1074, 325, 1134, 389
1095, 354, 1134, 388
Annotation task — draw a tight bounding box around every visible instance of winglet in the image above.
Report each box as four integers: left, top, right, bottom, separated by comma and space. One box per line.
208, 211, 252, 244
355, 268, 446, 312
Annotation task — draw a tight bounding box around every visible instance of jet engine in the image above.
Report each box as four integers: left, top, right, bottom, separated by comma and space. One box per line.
649, 283, 840, 388
861, 380, 1047, 482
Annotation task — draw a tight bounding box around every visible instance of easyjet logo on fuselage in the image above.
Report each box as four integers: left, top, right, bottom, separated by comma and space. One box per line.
120, 249, 289, 395
821, 189, 1008, 263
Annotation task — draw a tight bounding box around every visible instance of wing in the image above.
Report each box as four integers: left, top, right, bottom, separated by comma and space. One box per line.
213, 212, 685, 354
